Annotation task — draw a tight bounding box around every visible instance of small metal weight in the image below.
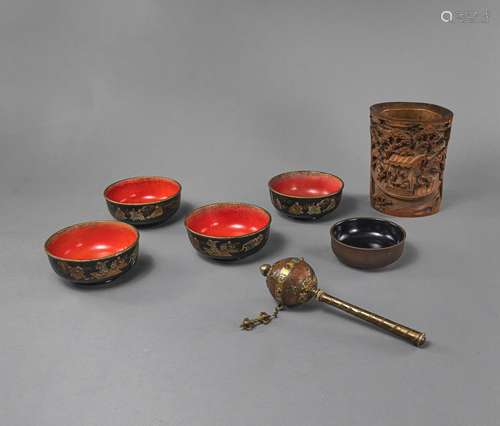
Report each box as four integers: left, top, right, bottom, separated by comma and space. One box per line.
241, 257, 426, 347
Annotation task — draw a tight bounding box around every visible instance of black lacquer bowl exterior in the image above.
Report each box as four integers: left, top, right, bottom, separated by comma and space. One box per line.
186, 227, 270, 261
184, 203, 271, 261
330, 217, 405, 269
268, 171, 344, 220
104, 176, 181, 226
106, 194, 180, 226
45, 221, 139, 284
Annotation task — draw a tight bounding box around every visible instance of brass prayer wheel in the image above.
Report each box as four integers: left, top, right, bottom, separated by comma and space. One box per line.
370, 102, 453, 217
241, 257, 426, 347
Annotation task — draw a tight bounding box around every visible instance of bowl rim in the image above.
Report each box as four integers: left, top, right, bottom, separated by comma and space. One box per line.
370, 102, 453, 123
184, 202, 272, 239
330, 217, 406, 251
44, 220, 140, 262
103, 175, 182, 206
268, 170, 345, 199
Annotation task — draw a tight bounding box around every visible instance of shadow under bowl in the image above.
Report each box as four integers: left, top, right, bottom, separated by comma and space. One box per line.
104, 176, 181, 226
184, 202, 271, 261
330, 217, 406, 269
45, 221, 139, 284
268, 171, 344, 219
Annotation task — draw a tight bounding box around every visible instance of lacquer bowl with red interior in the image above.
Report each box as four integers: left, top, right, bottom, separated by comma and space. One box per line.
104, 176, 181, 226
45, 221, 139, 284
184, 203, 272, 260
268, 171, 344, 219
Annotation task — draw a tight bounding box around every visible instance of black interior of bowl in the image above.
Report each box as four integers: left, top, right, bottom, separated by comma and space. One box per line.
332, 218, 405, 249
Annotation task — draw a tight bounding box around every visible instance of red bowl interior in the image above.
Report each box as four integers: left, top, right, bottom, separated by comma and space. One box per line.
269, 171, 343, 197
46, 222, 138, 261
105, 176, 181, 204
185, 203, 271, 237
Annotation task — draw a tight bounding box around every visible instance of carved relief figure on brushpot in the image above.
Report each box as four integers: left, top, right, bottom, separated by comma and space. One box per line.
370, 102, 453, 217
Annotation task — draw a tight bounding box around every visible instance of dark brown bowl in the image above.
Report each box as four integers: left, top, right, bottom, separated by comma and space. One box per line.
268, 171, 344, 219
45, 221, 139, 284
184, 202, 271, 261
330, 217, 406, 269
104, 176, 181, 226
